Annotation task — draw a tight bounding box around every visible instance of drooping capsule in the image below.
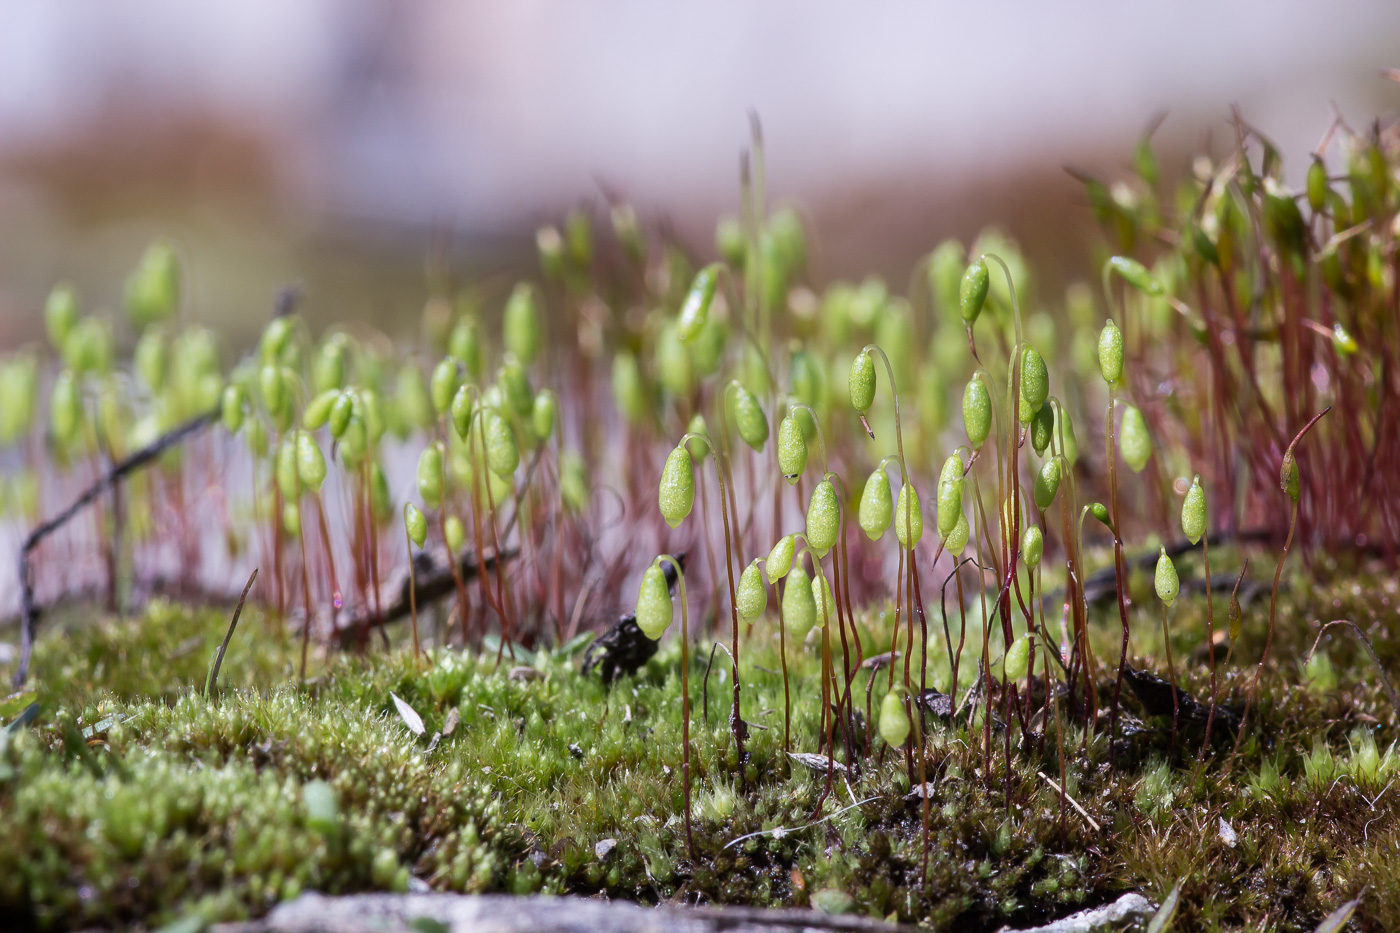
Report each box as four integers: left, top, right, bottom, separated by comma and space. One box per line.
1018, 346, 1049, 423
296, 430, 327, 493
658, 445, 695, 529
276, 437, 300, 501
1033, 458, 1061, 511
946, 511, 970, 555
221, 384, 246, 434
430, 357, 460, 415
777, 414, 807, 483
497, 355, 533, 417
767, 535, 795, 581
417, 444, 444, 509
811, 570, 836, 627
1090, 502, 1111, 528
1030, 403, 1054, 456
1281, 451, 1300, 503
502, 283, 542, 365
858, 469, 893, 541
962, 378, 992, 450
805, 480, 840, 555
736, 560, 768, 622
936, 454, 965, 538
1118, 403, 1152, 473
635, 564, 673, 640
1154, 546, 1179, 606
484, 410, 519, 479
1003, 634, 1031, 683
49, 370, 83, 447
1021, 525, 1044, 569
1181, 474, 1207, 545
444, 515, 466, 554
895, 483, 923, 550
1098, 319, 1124, 388
848, 350, 876, 413
730, 384, 769, 451
1107, 255, 1163, 296
960, 257, 989, 324
677, 264, 720, 342
303, 389, 338, 430
878, 688, 910, 748
783, 565, 817, 638
45, 284, 79, 349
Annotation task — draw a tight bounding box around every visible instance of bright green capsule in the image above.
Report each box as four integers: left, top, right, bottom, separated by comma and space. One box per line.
686, 413, 710, 460
936, 454, 965, 538
1154, 546, 1179, 606
259, 364, 285, 417
503, 283, 542, 365
450, 315, 486, 383
946, 512, 970, 556
736, 560, 768, 622
1181, 475, 1207, 545
417, 444, 444, 509
49, 370, 83, 446
963, 378, 992, 450
404, 503, 428, 548
654, 323, 694, 397
783, 565, 816, 638
811, 570, 835, 627
859, 469, 893, 541
1021, 525, 1043, 569
806, 480, 840, 555
276, 437, 300, 500
848, 351, 876, 412
879, 688, 910, 748
777, 414, 807, 483
1003, 634, 1031, 683
296, 431, 327, 493
221, 385, 246, 434
244, 417, 268, 457
1033, 458, 1061, 511
134, 330, 168, 393
1306, 157, 1328, 214
1030, 404, 1054, 456
124, 239, 180, 328
430, 357, 460, 415
444, 515, 465, 554
484, 410, 519, 479
1090, 502, 1111, 528
260, 316, 294, 366
635, 564, 673, 639
1018, 346, 1048, 423
1098, 319, 1124, 387
450, 384, 473, 439
44, 284, 79, 349
330, 391, 355, 439
498, 355, 533, 416
1107, 255, 1163, 296
658, 445, 695, 529
532, 391, 556, 442
730, 384, 769, 451
312, 338, 346, 396
960, 258, 989, 324
895, 483, 923, 550
1332, 323, 1358, 356
1118, 403, 1151, 473
1281, 451, 1300, 502
677, 264, 720, 342
767, 535, 795, 581
303, 389, 338, 430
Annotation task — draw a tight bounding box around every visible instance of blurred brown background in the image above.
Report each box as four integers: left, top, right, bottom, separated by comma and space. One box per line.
2, 0, 1399, 346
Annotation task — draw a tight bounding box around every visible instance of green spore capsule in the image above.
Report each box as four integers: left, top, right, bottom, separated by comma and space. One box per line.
450, 383, 474, 439
895, 483, 923, 550
879, 688, 910, 747
276, 437, 300, 501
296, 431, 327, 493
686, 414, 710, 460
1107, 255, 1163, 296
1181, 475, 1207, 545
244, 417, 268, 457
124, 239, 181, 328
1030, 403, 1054, 456
677, 264, 720, 342
654, 323, 694, 397
260, 316, 294, 366
611, 352, 648, 425
313, 337, 346, 394
1332, 323, 1358, 356
498, 355, 533, 416
658, 445, 695, 529
1033, 458, 1061, 511
848, 350, 876, 412
448, 315, 485, 382
811, 571, 836, 627
736, 560, 768, 622
259, 364, 286, 417
1021, 525, 1043, 569
404, 503, 428, 548
134, 330, 167, 393
503, 283, 542, 365
960, 257, 989, 324
1003, 634, 1031, 683
1118, 403, 1152, 473
767, 535, 795, 581
282, 501, 301, 537
859, 469, 893, 541
444, 515, 465, 554
1090, 502, 1111, 528
1154, 546, 1179, 606
1281, 451, 1300, 502
1228, 591, 1242, 642
417, 444, 444, 509
49, 370, 83, 446
777, 413, 807, 483
805, 480, 840, 555
330, 390, 355, 439
1306, 157, 1328, 213
946, 512, 970, 555
1098, 319, 1124, 387
730, 384, 769, 451
635, 564, 673, 640
783, 565, 817, 638
532, 391, 556, 442
1018, 346, 1049, 423
936, 453, 965, 538
430, 357, 461, 415
221, 385, 246, 434
369, 462, 391, 522
484, 410, 519, 478
962, 378, 992, 449
303, 389, 338, 430
45, 284, 79, 349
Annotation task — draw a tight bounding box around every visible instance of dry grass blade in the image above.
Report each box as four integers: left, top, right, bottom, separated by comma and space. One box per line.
1313, 894, 1363, 933
204, 568, 258, 699
1146, 879, 1181, 933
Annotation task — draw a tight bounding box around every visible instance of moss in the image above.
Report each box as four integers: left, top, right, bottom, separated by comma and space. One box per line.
2, 563, 1398, 931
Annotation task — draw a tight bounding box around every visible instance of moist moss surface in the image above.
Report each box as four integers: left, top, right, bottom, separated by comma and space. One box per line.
2, 556, 1398, 932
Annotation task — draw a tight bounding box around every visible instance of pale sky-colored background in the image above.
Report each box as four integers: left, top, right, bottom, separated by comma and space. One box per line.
2, 0, 1399, 342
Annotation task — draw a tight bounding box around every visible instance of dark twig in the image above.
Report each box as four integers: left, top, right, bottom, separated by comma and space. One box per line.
205, 569, 259, 698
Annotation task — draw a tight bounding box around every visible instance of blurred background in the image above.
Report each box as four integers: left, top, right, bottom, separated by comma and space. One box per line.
3, 0, 1400, 346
